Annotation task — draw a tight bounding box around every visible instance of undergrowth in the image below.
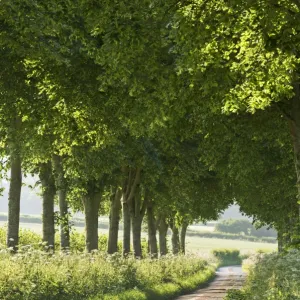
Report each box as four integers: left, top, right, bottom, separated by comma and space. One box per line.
226, 250, 300, 300
0, 249, 215, 300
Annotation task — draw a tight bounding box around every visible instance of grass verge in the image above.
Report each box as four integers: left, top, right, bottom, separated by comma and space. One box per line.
225, 250, 300, 300
93, 266, 216, 300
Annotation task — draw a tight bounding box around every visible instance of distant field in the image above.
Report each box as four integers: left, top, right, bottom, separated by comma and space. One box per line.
189, 225, 215, 232
186, 236, 277, 254
0, 221, 277, 254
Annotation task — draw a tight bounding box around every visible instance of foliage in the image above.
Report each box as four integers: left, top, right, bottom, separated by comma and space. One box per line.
0, 250, 213, 300
215, 219, 277, 238
171, 0, 300, 239
0, 0, 297, 281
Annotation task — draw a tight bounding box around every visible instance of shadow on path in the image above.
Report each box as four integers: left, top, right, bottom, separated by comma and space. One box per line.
175, 265, 246, 300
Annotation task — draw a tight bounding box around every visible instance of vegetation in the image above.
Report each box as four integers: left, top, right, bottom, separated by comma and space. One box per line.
226, 250, 300, 299
211, 249, 242, 266
0, 249, 215, 300
1, 0, 292, 258
215, 219, 277, 238
187, 230, 277, 244
2, 0, 300, 298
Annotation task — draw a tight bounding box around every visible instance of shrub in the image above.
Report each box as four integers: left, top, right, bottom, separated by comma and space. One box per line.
211, 249, 241, 265
215, 219, 253, 235
240, 250, 300, 299
0, 227, 42, 250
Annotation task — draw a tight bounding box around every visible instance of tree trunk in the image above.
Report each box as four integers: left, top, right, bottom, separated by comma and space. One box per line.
58, 188, 69, 249
277, 227, 283, 252
158, 217, 168, 256
180, 222, 188, 254
147, 200, 158, 258
82, 189, 102, 252
107, 187, 122, 254
130, 186, 147, 258
170, 219, 180, 255
283, 218, 291, 246
53, 155, 70, 250
39, 162, 56, 251
122, 201, 131, 256
289, 85, 300, 241
121, 167, 142, 257
131, 214, 142, 258
7, 147, 22, 251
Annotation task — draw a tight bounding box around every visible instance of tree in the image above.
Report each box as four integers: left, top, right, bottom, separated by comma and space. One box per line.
39, 161, 56, 250
172, 0, 300, 202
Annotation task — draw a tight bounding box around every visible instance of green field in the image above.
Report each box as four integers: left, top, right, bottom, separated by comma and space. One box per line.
186, 236, 277, 254
0, 221, 277, 254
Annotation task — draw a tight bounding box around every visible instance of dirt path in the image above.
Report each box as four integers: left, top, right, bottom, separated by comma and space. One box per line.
175, 265, 246, 300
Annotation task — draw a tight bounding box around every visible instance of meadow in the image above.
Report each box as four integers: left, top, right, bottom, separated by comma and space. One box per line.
0, 221, 277, 255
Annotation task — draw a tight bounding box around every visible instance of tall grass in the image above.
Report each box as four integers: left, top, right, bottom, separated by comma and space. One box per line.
0, 249, 214, 300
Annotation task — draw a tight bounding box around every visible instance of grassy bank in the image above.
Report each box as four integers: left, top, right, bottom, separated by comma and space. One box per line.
0, 250, 215, 300
99, 265, 215, 300
225, 250, 300, 300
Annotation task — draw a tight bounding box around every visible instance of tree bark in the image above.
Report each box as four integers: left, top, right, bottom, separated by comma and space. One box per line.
283, 217, 291, 246
289, 85, 300, 241
121, 167, 142, 257
107, 187, 122, 254
130, 186, 147, 258
122, 201, 131, 256
131, 213, 142, 258
39, 161, 56, 251
147, 200, 158, 258
58, 188, 69, 249
180, 221, 188, 254
170, 219, 180, 255
82, 187, 102, 252
277, 227, 283, 252
53, 155, 70, 250
7, 146, 22, 251
158, 217, 168, 256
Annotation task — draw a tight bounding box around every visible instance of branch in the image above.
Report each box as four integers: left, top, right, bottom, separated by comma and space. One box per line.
275, 102, 293, 122
140, 189, 149, 217
127, 167, 141, 204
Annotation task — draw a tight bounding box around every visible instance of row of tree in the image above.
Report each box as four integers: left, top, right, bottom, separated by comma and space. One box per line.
0, 0, 300, 254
